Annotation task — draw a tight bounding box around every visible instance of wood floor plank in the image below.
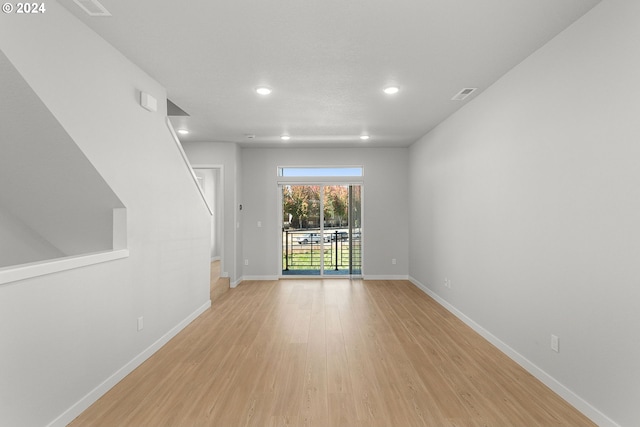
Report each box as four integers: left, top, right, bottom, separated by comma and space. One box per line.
299, 294, 328, 427
69, 279, 596, 427
327, 393, 362, 427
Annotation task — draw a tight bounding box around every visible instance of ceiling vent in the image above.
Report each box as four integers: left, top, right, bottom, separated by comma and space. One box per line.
451, 88, 477, 101
73, 0, 111, 16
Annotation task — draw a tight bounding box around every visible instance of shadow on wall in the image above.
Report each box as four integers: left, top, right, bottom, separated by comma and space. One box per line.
0, 49, 125, 270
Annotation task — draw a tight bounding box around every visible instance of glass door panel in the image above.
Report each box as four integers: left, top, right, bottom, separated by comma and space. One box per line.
323, 185, 349, 275
282, 185, 321, 275
349, 185, 362, 276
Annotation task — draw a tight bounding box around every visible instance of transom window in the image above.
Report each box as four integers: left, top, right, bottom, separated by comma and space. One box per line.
277, 166, 363, 177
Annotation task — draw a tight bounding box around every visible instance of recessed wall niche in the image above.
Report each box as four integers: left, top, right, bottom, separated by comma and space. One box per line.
0, 49, 127, 277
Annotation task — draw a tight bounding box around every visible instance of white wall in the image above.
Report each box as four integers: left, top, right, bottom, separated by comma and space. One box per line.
0, 206, 65, 268
0, 50, 123, 261
409, 1, 640, 426
0, 4, 211, 427
183, 142, 242, 284
240, 147, 409, 279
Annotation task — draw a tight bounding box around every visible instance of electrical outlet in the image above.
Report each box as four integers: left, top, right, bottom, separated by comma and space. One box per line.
137, 316, 144, 331
244, 259, 249, 265
551, 334, 559, 353
444, 278, 451, 288
392, 258, 397, 265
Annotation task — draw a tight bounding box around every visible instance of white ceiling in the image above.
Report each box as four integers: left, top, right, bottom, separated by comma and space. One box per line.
58, 0, 600, 148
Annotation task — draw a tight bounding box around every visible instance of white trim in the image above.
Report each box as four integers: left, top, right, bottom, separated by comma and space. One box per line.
231, 277, 242, 288
239, 275, 279, 282
363, 275, 409, 281
408, 276, 620, 427
47, 300, 211, 427
210, 256, 221, 262
0, 249, 129, 286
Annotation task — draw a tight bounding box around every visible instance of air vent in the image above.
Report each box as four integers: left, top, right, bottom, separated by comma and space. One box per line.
73, 0, 111, 16
451, 87, 477, 101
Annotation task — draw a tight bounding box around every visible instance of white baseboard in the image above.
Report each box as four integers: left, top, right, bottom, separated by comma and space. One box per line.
47, 300, 211, 427
238, 275, 279, 283
408, 276, 618, 427
363, 275, 409, 281
210, 256, 221, 262
231, 277, 241, 288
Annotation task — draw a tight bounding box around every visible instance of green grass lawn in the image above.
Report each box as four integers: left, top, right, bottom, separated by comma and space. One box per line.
283, 245, 360, 270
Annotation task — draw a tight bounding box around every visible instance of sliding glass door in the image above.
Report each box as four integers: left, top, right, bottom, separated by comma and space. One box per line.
282, 185, 322, 276
282, 184, 362, 277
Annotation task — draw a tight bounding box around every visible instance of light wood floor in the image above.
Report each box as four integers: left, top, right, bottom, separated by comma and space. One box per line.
210, 260, 230, 302
69, 279, 595, 427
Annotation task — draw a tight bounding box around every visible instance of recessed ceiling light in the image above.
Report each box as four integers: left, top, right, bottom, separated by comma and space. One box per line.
360, 135, 370, 140
177, 129, 189, 135
256, 86, 272, 95
281, 135, 291, 141
383, 86, 400, 95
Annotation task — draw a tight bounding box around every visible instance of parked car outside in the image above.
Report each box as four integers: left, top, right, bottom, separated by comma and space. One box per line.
296, 233, 322, 244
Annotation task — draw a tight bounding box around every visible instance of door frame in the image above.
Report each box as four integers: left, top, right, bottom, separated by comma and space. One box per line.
278, 181, 363, 278
192, 164, 225, 277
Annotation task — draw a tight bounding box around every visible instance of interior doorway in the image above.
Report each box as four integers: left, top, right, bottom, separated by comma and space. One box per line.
281, 184, 362, 277
192, 165, 228, 298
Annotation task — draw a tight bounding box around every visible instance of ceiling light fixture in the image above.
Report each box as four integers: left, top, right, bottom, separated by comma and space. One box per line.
256, 86, 272, 95
280, 135, 291, 141
383, 86, 399, 95
360, 135, 370, 140
177, 129, 189, 135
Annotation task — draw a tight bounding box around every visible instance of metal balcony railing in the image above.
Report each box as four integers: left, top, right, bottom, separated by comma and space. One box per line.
282, 229, 361, 274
